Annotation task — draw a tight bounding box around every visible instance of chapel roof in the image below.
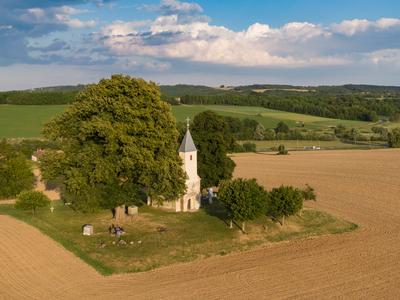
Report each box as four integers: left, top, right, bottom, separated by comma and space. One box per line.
179, 129, 197, 152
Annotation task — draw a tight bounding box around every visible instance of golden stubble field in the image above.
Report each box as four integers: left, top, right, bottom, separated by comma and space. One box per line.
0, 149, 399, 299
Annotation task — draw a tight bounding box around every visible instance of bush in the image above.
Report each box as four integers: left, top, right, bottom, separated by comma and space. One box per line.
15, 191, 51, 215
388, 128, 400, 148
277, 144, 288, 155
0, 141, 35, 199
301, 184, 316, 201
242, 142, 257, 152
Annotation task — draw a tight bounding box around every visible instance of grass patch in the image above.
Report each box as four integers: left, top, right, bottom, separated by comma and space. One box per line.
0, 200, 357, 275
0, 105, 67, 138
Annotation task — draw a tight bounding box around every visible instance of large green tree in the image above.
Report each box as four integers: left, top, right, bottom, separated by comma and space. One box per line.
0, 140, 34, 199
190, 111, 236, 188
218, 178, 268, 232
42, 75, 186, 216
388, 128, 400, 148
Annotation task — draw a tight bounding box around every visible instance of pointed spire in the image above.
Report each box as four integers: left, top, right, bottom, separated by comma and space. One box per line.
179, 117, 197, 152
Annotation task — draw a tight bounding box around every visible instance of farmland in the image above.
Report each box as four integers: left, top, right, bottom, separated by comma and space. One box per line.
0, 104, 389, 138
0, 105, 67, 138
0, 149, 399, 298
240, 139, 387, 151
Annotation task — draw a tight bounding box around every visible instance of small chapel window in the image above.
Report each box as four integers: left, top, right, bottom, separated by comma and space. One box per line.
190, 155, 193, 160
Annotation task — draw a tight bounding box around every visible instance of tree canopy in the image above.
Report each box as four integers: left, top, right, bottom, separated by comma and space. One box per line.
190, 110, 236, 188
275, 121, 290, 134
268, 186, 304, 226
218, 178, 268, 232
42, 75, 186, 213
0, 140, 34, 199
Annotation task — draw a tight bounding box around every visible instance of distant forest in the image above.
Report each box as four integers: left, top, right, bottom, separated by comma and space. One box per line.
1, 83, 400, 122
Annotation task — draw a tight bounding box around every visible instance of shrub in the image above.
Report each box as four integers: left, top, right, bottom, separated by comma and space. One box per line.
242, 142, 257, 152
15, 191, 51, 215
0, 141, 35, 199
277, 144, 288, 155
388, 128, 400, 148
301, 184, 316, 201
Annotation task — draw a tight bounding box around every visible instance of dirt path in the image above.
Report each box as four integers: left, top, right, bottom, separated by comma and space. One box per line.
0, 149, 399, 299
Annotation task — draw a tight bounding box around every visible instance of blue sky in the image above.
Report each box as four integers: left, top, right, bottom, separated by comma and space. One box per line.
0, 0, 399, 90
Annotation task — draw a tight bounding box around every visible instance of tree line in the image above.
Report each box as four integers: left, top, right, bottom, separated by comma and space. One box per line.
180, 92, 400, 122
0, 91, 78, 105
218, 178, 316, 232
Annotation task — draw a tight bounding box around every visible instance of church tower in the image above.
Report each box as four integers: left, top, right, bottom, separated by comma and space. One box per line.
147, 119, 201, 212
177, 119, 201, 212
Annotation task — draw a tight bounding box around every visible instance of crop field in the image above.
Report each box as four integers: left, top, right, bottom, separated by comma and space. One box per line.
0, 149, 399, 298
172, 104, 370, 130
0, 105, 67, 138
242, 139, 387, 151
0, 104, 385, 138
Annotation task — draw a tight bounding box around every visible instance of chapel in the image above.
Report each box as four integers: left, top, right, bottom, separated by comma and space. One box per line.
148, 121, 201, 212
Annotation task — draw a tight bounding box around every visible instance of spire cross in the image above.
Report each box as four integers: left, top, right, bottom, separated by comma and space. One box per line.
186, 117, 190, 129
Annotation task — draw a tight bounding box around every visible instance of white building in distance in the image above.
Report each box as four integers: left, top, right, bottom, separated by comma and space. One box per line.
148, 121, 201, 212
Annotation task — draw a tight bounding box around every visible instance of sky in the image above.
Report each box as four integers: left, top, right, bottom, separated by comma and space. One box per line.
0, 0, 399, 90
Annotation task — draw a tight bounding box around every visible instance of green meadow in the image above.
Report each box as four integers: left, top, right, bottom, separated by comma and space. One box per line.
0, 104, 387, 138
0, 105, 67, 138
0, 200, 356, 274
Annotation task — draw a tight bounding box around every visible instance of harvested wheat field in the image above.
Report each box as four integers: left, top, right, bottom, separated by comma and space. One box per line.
1, 149, 400, 299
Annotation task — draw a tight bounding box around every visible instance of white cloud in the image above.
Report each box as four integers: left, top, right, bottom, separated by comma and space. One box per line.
96, 10, 346, 68
21, 6, 96, 29
332, 17, 400, 36
368, 49, 400, 66
143, 0, 203, 15
0, 25, 13, 30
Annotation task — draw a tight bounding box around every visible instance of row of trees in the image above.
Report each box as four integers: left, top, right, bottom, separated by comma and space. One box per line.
335, 124, 400, 146
218, 178, 316, 232
0, 91, 77, 105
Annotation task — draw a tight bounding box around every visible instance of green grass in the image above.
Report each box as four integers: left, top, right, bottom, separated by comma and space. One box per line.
172, 105, 370, 130
0, 200, 357, 275
0, 105, 67, 138
241, 140, 387, 152
0, 104, 394, 138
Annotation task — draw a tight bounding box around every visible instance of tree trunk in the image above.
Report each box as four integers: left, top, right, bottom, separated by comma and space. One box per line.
241, 221, 246, 233
114, 205, 126, 221
281, 216, 285, 226
229, 219, 233, 229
